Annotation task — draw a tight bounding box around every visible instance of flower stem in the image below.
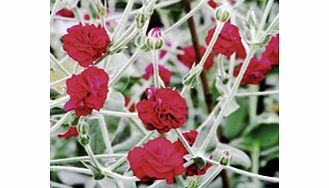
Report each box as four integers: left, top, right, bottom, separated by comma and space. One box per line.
50, 111, 73, 135
199, 47, 257, 153
235, 90, 279, 97
108, 51, 141, 87
50, 54, 70, 76
174, 129, 195, 156
50, 154, 125, 165
205, 159, 279, 183
98, 110, 138, 118
197, 165, 224, 188
152, 49, 161, 88
112, 0, 135, 41
257, 0, 274, 36
164, 0, 208, 34
97, 114, 113, 154
50, 0, 60, 22
72, 7, 84, 25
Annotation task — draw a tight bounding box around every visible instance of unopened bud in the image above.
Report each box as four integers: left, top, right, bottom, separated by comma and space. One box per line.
215, 6, 231, 22
219, 150, 231, 166
77, 121, 89, 135
146, 27, 164, 49
79, 134, 90, 146
136, 13, 146, 29
247, 8, 258, 29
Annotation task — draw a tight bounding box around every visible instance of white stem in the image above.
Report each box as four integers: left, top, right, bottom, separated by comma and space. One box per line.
50, 112, 73, 135
105, 0, 181, 21
50, 95, 69, 108
152, 49, 161, 88
257, 0, 274, 36
226, 166, 279, 183
199, 47, 257, 153
50, 54, 70, 76
164, 0, 208, 34
50, 76, 70, 88
97, 114, 113, 154
112, 0, 135, 41
50, 181, 73, 188
50, 0, 60, 22
205, 159, 280, 183
98, 110, 138, 118
108, 51, 141, 87
50, 154, 125, 165
174, 129, 196, 156
197, 165, 224, 188
73, 7, 85, 25
235, 90, 279, 97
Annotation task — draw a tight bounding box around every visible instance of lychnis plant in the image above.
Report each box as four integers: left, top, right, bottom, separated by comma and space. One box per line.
50, 0, 279, 187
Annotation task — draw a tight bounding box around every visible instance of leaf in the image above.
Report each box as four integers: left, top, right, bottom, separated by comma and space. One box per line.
243, 123, 279, 149
192, 156, 206, 169
222, 98, 249, 139
50, 88, 62, 100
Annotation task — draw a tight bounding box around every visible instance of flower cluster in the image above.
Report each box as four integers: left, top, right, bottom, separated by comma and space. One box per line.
136, 88, 187, 133
61, 24, 111, 117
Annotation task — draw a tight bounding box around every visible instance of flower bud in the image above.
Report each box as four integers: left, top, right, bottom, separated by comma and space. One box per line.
136, 13, 146, 29
219, 150, 231, 166
79, 134, 90, 146
215, 6, 231, 22
77, 121, 89, 135
146, 27, 164, 49
247, 8, 258, 29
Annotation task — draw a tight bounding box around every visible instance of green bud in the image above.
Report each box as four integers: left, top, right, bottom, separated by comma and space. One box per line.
136, 13, 146, 29
215, 6, 231, 22
79, 134, 90, 146
219, 150, 231, 166
247, 8, 258, 30
77, 121, 89, 135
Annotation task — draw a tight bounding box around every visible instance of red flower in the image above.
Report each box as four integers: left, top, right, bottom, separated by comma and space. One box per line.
208, 0, 219, 8
136, 88, 187, 133
234, 57, 272, 86
125, 97, 136, 112
262, 34, 279, 66
56, 8, 75, 18
205, 22, 246, 59
57, 126, 79, 139
128, 136, 185, 184
142, 64, 172, 84
173, 130, 212, 176
177, 45, 215, 71
62, 24, 110, 67
64, 66, 109, 117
